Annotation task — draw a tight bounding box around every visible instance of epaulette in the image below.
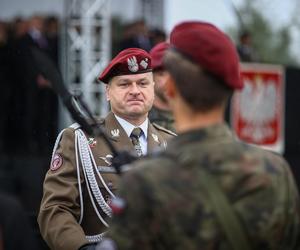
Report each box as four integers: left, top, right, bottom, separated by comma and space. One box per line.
96, 117, 105, 125
68, 118, 105, 131
69, 123, 81, 130
152, 122, 177, 136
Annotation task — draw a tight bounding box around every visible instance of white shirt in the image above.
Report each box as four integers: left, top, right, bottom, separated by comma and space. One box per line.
114, 114, 148, 155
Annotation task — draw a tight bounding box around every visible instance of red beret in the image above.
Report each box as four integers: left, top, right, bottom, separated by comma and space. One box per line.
170, 21, 243, 89
149, 42, 170, 70
98, 48, 152, 83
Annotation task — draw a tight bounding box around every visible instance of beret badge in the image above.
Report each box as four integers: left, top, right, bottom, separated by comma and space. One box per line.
127, 56, 139, 72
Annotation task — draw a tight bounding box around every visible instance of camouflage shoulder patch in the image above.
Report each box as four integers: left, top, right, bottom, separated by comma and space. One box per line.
152, 122, 177, 137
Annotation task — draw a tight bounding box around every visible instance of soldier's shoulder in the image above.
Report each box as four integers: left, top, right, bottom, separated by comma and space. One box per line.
242, 142, 290, 174
152, 122, 177, 137
68, 122, 81, 130
67, 117, 106, 131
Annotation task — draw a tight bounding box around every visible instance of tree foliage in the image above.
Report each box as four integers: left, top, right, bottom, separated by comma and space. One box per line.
229, 0, 298, 66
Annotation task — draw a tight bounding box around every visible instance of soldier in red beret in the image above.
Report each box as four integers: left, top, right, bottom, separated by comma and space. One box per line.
149, 42, 175, 132
38, 48, 176, 250
97, 21, 300, 250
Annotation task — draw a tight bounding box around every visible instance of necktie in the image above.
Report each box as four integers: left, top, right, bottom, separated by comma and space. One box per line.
130, 127, 143, 157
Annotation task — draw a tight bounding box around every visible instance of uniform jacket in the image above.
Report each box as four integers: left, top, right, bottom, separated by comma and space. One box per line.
107, 123, 300, 250
38, 112, 175, 250
149, 106, 175, 133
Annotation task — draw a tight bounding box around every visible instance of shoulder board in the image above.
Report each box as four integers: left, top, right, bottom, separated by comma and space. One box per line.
96, 117, 105, 125
69, 122, 81, 130
68, 117, 105, 131
152, 123, 177, 136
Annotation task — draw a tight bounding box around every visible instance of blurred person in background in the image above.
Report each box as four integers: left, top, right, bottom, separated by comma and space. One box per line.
119, 20, 152, 52
11, 14, 58, 155
38, 48, 175, 250
0, 15, 60, 250
44, 15, 59, 65
237, 30, 259, 62
0, 191, 39, 250
97, 21, 300, 250
149, 42, 175, 132
0, 21, 11, 153
149, 28, 166, 47
9, 17, 29, 40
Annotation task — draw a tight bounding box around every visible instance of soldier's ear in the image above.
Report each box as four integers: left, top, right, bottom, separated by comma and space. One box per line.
165, 74, 176, 98
105, 84, 110, 101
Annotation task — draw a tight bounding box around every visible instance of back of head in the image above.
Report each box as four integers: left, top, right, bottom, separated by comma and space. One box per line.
164, 21, 243, 112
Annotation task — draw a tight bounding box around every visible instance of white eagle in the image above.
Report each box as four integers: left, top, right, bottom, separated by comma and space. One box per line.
239, 76, 278, 143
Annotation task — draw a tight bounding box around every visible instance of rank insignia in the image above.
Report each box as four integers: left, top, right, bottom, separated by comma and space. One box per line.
50, 153, 63, 171
151, 133, 159, 143
111, 129, 120, 138
99, 154, 113, 165
88, 137, 97, 148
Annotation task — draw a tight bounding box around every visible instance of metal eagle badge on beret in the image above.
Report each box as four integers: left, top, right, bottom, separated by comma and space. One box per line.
98, 48, 152, 83
140, 58, 149, 69
50, 153, 63, 171
127, 56, 139, 72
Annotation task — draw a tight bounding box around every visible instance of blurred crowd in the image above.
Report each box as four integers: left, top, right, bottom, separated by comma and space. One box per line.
118, 19, 166, 53
0, 15, 59, 157
0, 15, 60, 250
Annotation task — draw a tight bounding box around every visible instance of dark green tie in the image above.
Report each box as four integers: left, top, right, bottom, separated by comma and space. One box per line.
130, 127, 143, 157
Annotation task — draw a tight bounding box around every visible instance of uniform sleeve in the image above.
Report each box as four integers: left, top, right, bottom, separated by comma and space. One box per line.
262, 153, 300, 248
38, 128, 89, 250
283, 160, 300, 248
106, 168, 158, 250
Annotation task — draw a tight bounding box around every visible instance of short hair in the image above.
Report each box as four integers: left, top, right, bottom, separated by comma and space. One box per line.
164, 50, 233, 112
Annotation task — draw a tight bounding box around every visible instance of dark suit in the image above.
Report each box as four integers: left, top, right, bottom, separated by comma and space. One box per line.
12, 32, 58, 155
0, 192, 39, 250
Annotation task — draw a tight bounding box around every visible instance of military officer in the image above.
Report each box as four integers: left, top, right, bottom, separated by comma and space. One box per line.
38, 48, 176, 250
148, 42, 175, 132
97, 22, 300, 250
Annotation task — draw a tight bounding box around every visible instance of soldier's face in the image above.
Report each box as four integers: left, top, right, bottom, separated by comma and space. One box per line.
153, 69, 169, 103
106, 72, 155, 121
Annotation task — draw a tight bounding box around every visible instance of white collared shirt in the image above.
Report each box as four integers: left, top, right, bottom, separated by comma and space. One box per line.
114, 114, 148, 155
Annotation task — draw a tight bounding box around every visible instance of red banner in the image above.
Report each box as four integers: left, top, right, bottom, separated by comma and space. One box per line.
231, 63, 285, 153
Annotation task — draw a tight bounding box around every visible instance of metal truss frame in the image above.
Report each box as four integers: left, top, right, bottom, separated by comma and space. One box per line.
61, 0, 111, 121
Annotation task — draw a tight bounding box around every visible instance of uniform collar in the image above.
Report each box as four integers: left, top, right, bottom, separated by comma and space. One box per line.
168, 123, 233, 150
114, 114, 148, 139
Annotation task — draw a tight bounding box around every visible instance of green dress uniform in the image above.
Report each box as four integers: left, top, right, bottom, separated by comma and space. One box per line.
106, 124, 300, 250
38, 112, 175, 250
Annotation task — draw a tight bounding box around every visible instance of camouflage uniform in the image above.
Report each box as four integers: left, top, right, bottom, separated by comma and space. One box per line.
149, 106, 175, 132
38, 112, 175, 250
105, 124, 300, 250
